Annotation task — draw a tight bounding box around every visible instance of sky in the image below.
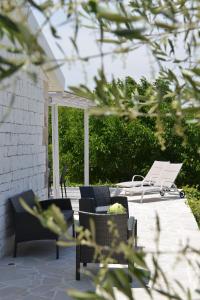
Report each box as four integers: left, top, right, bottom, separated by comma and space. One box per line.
33, 7, 185, 91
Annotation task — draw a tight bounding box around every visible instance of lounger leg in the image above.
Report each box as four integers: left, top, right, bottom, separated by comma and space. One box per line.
13, 238, 17, 258
76, 245, 80, 280
140, 191, 144, 204
173, 183, 178, 195
134, 220, 138, 249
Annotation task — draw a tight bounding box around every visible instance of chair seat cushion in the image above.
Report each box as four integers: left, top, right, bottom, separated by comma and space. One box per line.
95, 206, 109, 213
63, 210, 74, 221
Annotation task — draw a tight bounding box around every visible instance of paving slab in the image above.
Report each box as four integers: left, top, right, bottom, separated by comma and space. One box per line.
0, 190, 199, 300
127, 195, 200, 299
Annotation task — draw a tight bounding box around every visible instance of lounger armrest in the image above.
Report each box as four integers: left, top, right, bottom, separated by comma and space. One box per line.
141, 180, 152, 186
132, 175, 144, 181
40, 198, 72, 210
79, 198, 96, 213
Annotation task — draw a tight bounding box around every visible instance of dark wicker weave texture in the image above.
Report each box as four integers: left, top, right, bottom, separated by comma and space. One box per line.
76, 211, 136, 280
79, 186, 129, 215
10, 189, 74, 259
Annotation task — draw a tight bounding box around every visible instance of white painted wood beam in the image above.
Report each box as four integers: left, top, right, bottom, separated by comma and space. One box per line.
84, 109, 89, 185
51, 105, 60, 197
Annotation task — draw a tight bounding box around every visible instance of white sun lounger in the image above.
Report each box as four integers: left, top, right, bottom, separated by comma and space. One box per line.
124, 163, 184, 203
116, 160, 170, 188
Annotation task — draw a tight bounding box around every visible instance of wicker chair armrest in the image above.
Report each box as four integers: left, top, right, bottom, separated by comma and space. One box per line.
14, 212, 42, 229
14, 210, 32, 217
14, 211, 57, 242
127, 217, 136, 239
40, 198, 72, 210
79, 198, 96, 213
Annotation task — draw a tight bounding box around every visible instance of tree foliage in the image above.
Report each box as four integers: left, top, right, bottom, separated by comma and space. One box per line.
48, 77, 200, 186
0, 1, 199, 134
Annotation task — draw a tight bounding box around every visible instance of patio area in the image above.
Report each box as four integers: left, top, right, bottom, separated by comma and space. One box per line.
0, 2, 200, 300
0, 191, 199, 300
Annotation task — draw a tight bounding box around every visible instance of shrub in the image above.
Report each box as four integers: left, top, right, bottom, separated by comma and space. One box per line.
185, 186, 200, 228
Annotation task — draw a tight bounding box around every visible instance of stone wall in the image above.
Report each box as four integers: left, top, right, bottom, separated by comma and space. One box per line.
0, 68, 48, 256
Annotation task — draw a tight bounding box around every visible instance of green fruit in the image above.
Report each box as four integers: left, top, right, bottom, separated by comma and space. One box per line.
107, 203, 126, 214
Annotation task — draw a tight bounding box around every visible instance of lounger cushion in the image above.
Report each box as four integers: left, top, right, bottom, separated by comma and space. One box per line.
116, 181, 153, 188
116, 181, 142, 188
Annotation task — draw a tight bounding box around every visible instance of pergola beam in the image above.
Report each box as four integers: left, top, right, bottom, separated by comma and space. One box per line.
49, 91, 96, 110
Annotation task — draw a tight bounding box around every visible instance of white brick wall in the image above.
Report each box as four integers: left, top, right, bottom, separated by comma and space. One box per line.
0, 70, 48, 257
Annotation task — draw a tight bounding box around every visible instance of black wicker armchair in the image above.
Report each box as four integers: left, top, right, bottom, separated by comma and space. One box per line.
76, 211, 137, 280
79, 186, 129, 214
9, 190, 74, 259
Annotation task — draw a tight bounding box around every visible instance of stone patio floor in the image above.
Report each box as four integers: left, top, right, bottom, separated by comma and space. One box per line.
0, 190, 200, 300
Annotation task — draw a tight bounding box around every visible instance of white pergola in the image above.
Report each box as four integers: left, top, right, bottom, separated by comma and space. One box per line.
48, 91, 96, 197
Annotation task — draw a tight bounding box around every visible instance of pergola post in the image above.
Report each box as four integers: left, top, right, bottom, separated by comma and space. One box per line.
51, 104, 60, 197
84, 109, 89, 185
49, 92, 94, 191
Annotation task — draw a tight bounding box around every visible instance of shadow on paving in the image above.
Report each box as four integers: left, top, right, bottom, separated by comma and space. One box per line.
0, 240, 148, 300
128, 194, 184, 204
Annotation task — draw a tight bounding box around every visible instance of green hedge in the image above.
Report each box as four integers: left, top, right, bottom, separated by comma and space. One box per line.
48, 109, 200, 186
185, 186, 200, 228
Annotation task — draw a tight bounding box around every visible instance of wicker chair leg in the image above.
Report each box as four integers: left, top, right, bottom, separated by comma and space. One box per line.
64, 184, 67, 198
61, 183, 64, 198
128, 264, 132, 282
56, 242, 59, 259
76, 245, 80, 280
13, 238, 17, 258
